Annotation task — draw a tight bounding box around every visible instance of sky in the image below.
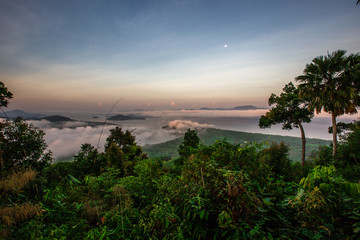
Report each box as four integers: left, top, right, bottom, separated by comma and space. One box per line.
1, 0, 360, 113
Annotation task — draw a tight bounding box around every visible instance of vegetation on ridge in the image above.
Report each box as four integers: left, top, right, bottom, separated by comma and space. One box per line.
143, 128, 330, 162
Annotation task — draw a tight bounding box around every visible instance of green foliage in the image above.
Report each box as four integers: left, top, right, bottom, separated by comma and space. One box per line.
259, 82, 313, 130
0, 118, 52, 177
178, 128, 200, 157
177, 128, 201, 167
120, 159, 165, 208
288, 186, 329, 231
43, 161, 78, 188
309, 126, 360, 184
175, 142, 264, 239
288, 165, 360, 238
260, 142, 292, 180
73, 143, 103, 177
106, 142, 125, 176
5, 135, 360, 239
337, 120, 360, 163
104, 127, 147, 176
105, 127, 142, 157
300, 165, 360, 196
309, 145, 333, 166
0, 83, 50, 238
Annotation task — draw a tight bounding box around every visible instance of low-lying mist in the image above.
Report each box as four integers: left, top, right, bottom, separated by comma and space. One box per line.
29, 119, 214, 161
24, 109, 360, 161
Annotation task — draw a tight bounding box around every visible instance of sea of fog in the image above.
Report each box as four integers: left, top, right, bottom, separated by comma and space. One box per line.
26, 109, 359, 161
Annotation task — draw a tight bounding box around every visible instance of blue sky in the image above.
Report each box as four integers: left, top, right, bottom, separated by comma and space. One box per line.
1, 0, 360, 112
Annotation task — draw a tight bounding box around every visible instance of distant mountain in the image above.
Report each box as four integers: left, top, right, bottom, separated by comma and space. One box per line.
133, 109, 156, 112
0, 110, 77, 123
0, 109, 44, 120
232, 105, 264, 110
187, 105, 265, 111
40, 115, 74, 122
107, 114, 147, 121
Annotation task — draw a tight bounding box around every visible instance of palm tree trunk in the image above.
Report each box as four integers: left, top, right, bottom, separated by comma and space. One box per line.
298, 123, 306, 167
331, 113, 337, 157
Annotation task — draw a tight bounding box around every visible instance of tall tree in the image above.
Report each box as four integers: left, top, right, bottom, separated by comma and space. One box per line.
105, 127, 137, 153
0, 82, 13, 178
0, 118, 52, 177
105, 127, 146, 175
0, 82, 13, 109
295, 50, 360, 157
178, 128, 200, 158
259, 82, 313, 166
177, 128, 200, 167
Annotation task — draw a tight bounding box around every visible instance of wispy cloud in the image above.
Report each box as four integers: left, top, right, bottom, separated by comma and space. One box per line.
164, 119, 214, 131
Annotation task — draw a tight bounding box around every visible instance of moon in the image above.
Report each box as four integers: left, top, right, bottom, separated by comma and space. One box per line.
224, 44, 228, 48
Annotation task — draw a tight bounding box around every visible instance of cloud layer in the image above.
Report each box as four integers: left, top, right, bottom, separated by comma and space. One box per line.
28, 119, 214, 160
164, 119, 214, 131
7, 108, 360, 161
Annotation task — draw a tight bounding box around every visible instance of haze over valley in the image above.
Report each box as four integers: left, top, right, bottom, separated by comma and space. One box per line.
2, 107, 357, 161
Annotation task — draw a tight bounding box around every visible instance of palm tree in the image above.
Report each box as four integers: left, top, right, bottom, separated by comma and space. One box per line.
295, 50, 359, 157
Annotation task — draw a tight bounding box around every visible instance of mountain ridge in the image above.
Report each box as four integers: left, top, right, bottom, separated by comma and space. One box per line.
186, 105, 266, 111
0, 109, 45, 120
143, 128, 330, 162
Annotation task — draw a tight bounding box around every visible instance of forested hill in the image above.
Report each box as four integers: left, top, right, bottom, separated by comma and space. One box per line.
143, 128, 330, 162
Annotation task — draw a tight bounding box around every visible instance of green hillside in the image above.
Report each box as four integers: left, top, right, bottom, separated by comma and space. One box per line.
143, 128, 331, 162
